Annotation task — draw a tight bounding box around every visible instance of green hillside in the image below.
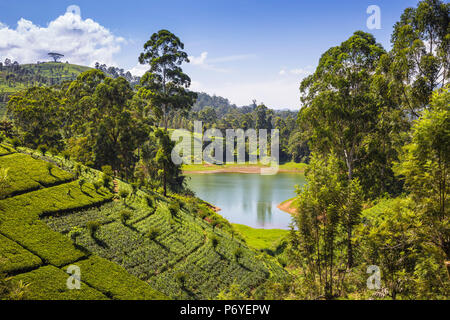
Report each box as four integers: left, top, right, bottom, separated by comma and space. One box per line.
0, 62, 91, 118
0, 144, 288, 300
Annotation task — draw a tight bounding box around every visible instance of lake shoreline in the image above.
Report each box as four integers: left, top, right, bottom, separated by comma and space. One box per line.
277, 198, 297, 216
183, 166, 306, 174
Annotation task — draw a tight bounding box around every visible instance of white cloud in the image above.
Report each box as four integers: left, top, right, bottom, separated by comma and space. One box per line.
290, 68, 312, 76
189, 51, 208, 65
0, 8, 125, 66
128, 63, 149, 77
188, 52, 255, 73
279, 66, 314, 77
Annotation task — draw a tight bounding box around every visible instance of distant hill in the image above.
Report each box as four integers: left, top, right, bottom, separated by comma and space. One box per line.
0, 62, 91, 118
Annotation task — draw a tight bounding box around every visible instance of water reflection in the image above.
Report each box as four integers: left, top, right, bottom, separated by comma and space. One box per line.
186, 173, 306, 229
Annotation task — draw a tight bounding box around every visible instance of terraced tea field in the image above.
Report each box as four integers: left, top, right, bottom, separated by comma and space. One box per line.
0, 146, 166, 300
0, 145, 288, 300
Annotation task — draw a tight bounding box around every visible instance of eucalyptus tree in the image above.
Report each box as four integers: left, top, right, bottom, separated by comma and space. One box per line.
388, 0, 449, 116
138, 30, 197, 130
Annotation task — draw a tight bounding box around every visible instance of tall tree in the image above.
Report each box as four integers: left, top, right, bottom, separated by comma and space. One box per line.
141, 129, 185, 196
138, 30, 197, 130
290, 153, 362, 299
7, 87, 64, 149
66, 70, 147, 176
389, 0, 449, 116
395, 86, 449, 261
299, 31, 385, 267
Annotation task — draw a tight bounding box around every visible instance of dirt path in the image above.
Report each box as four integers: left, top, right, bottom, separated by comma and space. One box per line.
277, 199, 297, 216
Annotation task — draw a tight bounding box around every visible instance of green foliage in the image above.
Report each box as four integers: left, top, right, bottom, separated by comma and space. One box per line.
93, 180, 102, 192
145, 195, 154, 208
68, 226, 83, 242
120, 210, 133, 224
234, 247, 243, 261
217, 283, 248, 300
66, 256, 168, 300
43, 186, 288, 299
289, 153, 363, 299
0, 273, 30, 300
37, 145, 48, 156
0, 153, 73, 197
0, 234, 42, 274
119, 189, 130, 201
232, 224, 288, 255
389, 0, 449, 115
8, 87, 63, 149
101, 165, 114, 177
168, 201, 180, 218
10, 137, 21, 149
395, 87, 449, 261
211, 235, 219, 250
147, 227, 160, 240
138, 29, 197, 130
356, 197, 449, 299
12, 265, 107, 300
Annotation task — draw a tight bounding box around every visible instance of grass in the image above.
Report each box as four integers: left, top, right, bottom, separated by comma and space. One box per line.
232, 223, 289, 253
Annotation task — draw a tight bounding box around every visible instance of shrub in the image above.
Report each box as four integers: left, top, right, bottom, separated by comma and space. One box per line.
61, 150, 71, 160
93, 180, 102, 192
101, 165, 114, 177
48, 147, 58, 156
211, 236, 219, 250
131, 182, 139, 196
145, 196, 154, 208
120, 210, 132, 224
74, 163, 82, 178
119, 189, 129, 202
175, 272, 186, 288
86, 221, 101, 238
46, 163, 54, 175
101, 173, 112, 190
234, 248, 243, 262
169, 201, 180, 217
211, 219, 220, 231
11, 137, 21, 149
78, 178, 86, 190
68, 226, 83, 242
0, 133, 5, 144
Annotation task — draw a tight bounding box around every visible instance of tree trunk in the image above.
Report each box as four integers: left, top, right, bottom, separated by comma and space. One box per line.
163, 169, 167, 197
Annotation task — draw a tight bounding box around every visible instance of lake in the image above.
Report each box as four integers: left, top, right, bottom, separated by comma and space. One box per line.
185, 173, 306, 229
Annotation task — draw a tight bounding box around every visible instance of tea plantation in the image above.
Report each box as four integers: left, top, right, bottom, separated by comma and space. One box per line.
0, 145, 289, 300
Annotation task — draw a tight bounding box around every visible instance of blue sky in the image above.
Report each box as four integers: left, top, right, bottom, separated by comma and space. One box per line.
0, 0, 419, 109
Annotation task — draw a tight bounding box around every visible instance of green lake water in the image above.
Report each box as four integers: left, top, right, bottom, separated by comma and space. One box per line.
186, 173, 306, 229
